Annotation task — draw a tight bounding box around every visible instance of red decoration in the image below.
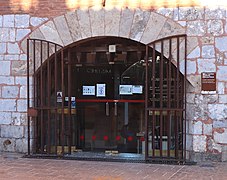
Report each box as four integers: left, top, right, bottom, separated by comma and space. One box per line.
140, 137, 145, 141
116, 135, 121, 141
92, 135, 96, 141
80, 135, 84, 140
127, 136, 133, 141
103, 135, 108, 141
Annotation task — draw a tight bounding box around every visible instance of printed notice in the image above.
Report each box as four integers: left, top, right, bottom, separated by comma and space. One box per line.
132, 85, 143, 94
83, 86, 95, 95
119, 85, 133, 95
96, 84, 106, 97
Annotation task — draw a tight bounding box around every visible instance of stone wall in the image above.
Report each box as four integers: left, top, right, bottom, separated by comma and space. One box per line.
0, 6, 227, 161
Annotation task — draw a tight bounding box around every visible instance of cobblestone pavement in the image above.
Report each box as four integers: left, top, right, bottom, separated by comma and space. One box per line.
0, 152, 227, 180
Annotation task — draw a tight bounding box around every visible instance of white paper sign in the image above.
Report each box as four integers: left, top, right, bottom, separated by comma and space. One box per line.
132, 85, 143, 94
119, 85, 133, 95
96, 84, 106, 97
83, 86, 95, 95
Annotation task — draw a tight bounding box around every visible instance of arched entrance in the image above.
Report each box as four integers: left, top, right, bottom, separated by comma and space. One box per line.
27, 35, 187, 162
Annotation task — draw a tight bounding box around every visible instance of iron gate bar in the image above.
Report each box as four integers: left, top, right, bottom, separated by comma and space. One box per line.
68, 48, 72, 154
61, 49, 65, 155
184, 36, 187, 162
145, 45, 149, 160
152, 43, 156, 157
40, 40, 44, 153
27, 39, 30, 155
54, 44, 58, 154
47, 42, 51, 154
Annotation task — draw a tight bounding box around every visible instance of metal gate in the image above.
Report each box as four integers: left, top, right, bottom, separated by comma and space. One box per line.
27, 35, 187, 162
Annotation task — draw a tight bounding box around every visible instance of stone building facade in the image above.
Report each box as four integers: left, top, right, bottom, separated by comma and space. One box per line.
0, 1, 227, 162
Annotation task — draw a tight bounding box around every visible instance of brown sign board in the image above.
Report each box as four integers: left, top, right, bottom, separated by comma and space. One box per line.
201, 72, 216, 91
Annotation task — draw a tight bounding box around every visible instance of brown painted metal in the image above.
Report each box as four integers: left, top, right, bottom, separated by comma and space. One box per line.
27, 39, 30, 155
68, 48, 72, 154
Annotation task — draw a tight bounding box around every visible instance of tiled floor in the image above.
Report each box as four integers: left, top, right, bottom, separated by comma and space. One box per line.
0, 152, 226, 180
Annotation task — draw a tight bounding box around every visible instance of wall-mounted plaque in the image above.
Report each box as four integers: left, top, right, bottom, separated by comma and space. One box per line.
201, 72, 216, 92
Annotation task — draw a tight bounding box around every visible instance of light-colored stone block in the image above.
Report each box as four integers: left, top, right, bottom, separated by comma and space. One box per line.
0, 125, 24, 138
0, 43, 6, 54
187, 60, 197, 74
2, 86, 19, 98
214, 129, 227, 144
39, 21, 63, 45
15, 138, 27, 153
76, 9, 91, 39
7, 43, 20, 54
141, 12, 166, 44
179, 7, 204, 20
156, 8, 174, 19
0, 138, 15, 152
187, 21, 205, 36
19, 54, 27, 61
216, 37, 227, 52
5, 54, 19, 61
203, 124, 213, 135
3, 15, 14, 28
12, 112, 27, 126
217, 66, 227, 81
15, 77, 27, 85
19, 85, 27, 98
65, 12, 82, 42
0, 61, 10, 75
119, 8, 135, 38
11, 61, 27, 75
53, 15, 73, 46
205, 8, 226, 19
0, 76, 14, 85
198, 59, 216, 73
15, 14, 29, 28
130, 9, 150, 41
217, 82, 225, 94
89, 8, 105, 37
208, 104, 227, 120
202, 45, 215, 58
219, 95, 227, 103
30, 17, 48, 27
193, 121, 203, 135
0, 15, 2, 27
104, 8, 121, 36
201, 36, 214, 44
187, 46, 200, 59
193, 135, 207, 152
9, 28, 15, 42
207, 20, 223, 36
16, 29, 31, 41
17, 99, 27, 112
0, 112, 12, 125
0, 99, 16, 111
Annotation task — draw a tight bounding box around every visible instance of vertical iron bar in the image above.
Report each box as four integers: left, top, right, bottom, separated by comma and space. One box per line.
145, 45, 148, 160
184, 36, 187, 161
27, 39, 30, 156
40, 41, 44, 153
33, 40, 37, 153
47, 42, 51, 154
160, 41, 164, 157
68, 48, 72, 154
54, 45, 58, 155
152, 43, 156, 157
61, 49, 65, 155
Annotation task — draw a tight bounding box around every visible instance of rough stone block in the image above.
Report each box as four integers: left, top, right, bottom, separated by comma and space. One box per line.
119, 8, 134, 38
214, 129, 227, 144
30, 17, 48, 27
205, 8, 226, 19
15, 76, 27, 85
187, 46, 200, 59
17, 99, 27, 112
16, 29, 31, 41
5, 54, 19, 60
15, 138, 27, 153
3, 15, 15, 28
11, 61, 27, 75
203, 124, 213, 135
216, 37, 227, 52
0, 125, 24, 138
187, 60, 197, 74
198, 59, 216, 73
0, 43, 6, 54
208, 104, 227, 120
217, 82, 225, 94
193, 121, 203, 135
0, 61, 10, 75
0, 99, 16, 111
0, 15, 2, 27
19, 54, 27, 61
187, 21, 205, 36
0, 138, 15, 152
207, 20, 223, 36
19, 85, 27, 98
76, 9, 91, 39
0, 76, 14, 85
217, 66, 227, 81
179, 7, 204, 20
193, 135, 207, 152
202, 45, 215, 58
12, 112, 27, 126
89, 8, 105, 37
2, 86, 19, 98
7, 43, 20, 54
0, 112, 12, 125
15, 14, 29, 28
219, 95, 227, 103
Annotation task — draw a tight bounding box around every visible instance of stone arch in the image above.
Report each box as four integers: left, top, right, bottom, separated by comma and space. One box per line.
22, 7, 197, 86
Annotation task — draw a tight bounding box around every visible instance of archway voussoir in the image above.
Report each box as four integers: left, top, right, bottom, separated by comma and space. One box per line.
129, 8, 151, 42
104, 8, 121, 37
140, 12, 167, 44
89, 8, 105, 37
65, 11, 82, 42
76, 9, 92, 39
39, 21, 64, 46
53, 15, 73, 46
119, 8, 135, 38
